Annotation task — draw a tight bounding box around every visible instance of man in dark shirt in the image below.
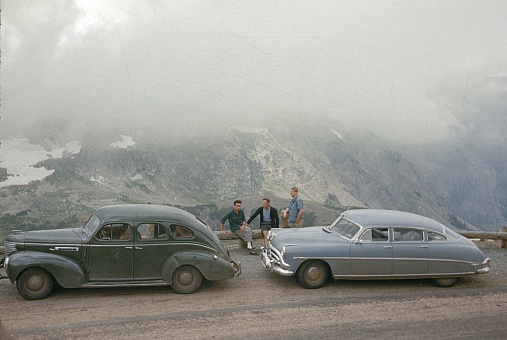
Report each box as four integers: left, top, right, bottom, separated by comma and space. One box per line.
246, 197, 279, 248
221, 200, 255, 251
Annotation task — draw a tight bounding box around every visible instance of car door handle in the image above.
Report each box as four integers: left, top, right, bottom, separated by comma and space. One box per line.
125, 246, 133, 249
419, 245, 428, 248
383, 245, 392, 249
135, 247, 143, 250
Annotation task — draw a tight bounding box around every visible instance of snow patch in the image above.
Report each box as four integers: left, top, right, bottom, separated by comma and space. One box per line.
110, 135, 135, 149
90, 176, 105, 184
329, 129, 343, 140
130, 174, 143, 181
0, 139, 81, 188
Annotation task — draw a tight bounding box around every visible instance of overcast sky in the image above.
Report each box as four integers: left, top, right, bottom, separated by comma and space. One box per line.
1, 0, 506, 146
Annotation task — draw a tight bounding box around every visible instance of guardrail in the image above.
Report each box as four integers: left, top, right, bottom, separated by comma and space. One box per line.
458, 227, 507, 248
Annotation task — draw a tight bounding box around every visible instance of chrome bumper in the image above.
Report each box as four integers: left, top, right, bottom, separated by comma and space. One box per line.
477, 258, 490, 274
0, 256, 7, 280
261, 247, 294, 276
233, 260, 242, 277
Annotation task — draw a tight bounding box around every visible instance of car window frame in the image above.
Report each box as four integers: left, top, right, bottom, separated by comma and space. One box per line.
426, 230, 448, 242
391, 227, 424, 242
134, 222, 170, 241
169, 224, 195, 240
358, 227, 390, 242
95, 222, 134, 242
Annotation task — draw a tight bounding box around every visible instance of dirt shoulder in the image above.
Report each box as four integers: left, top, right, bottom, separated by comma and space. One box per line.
1, 240, 506, 339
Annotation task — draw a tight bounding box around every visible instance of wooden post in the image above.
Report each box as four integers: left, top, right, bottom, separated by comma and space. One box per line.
499, 227, 507, 249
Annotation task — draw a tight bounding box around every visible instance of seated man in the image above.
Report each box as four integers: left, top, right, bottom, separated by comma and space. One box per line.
220, 199, 256, 254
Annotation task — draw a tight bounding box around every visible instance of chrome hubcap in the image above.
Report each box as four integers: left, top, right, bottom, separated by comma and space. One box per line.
179, 271, 194, 285
307, 266, 322, 282
27, 275, 44, 291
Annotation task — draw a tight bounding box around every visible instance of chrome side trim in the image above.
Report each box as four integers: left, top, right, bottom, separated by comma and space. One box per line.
333, 272, 476, 280
51, 246, 79, 252
293, 256, 349, 261
170, 242, 218, 253
82, 280, 168, 288
23, 243, 81, 250
293, 256, 482, 266
89, 242, 218, 253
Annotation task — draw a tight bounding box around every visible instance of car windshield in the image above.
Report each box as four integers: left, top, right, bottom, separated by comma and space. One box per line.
329, 218, 361, 239
82, 214, 100, 236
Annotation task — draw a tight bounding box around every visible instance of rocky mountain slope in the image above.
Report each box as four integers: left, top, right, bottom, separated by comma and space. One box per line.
1, 124, 502, 237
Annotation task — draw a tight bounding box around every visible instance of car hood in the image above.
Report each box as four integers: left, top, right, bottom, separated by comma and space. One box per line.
270, 226, 349, 248
22, 228, 83, 244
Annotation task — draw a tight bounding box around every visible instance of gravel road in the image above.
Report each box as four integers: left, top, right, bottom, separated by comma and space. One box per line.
1, 240, 506, 339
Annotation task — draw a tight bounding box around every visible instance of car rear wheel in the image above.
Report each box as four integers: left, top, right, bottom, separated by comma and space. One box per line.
432, 277, 459, 287
16, 267, 54, 300
171, 265, 203, 294
297, 260, 329, 289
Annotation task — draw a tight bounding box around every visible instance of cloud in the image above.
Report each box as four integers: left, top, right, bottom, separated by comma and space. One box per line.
2, 1, 507, 146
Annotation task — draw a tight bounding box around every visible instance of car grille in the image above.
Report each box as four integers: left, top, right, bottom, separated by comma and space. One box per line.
269, 246, 283, 263
4, 241, 17, 257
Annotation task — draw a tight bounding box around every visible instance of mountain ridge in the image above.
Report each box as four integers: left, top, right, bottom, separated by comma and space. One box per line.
1, 125, 500, 238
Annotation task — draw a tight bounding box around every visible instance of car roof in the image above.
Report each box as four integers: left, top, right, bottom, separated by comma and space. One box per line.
341, 209, 446, 232
93, 204, 199, 225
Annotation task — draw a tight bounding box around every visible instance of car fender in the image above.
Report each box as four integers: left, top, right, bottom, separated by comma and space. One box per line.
6, 251, 86, 288
161, 250, 235, 284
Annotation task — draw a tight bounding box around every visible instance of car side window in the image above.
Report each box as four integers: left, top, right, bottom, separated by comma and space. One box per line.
136, 223, 168, 240
96, 223, 132, 241
360, 228, 389, 242
170, 225, 194, 239
393, 228, 423, 241
428, 232, 447, 241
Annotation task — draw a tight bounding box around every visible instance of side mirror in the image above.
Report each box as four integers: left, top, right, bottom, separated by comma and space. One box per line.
354, 239, 362, 245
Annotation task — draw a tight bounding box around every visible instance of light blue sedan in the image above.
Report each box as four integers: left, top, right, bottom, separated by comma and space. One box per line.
262, 209, 490, 288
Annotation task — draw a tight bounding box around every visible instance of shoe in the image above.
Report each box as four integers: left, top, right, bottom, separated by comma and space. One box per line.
249, 250, 258, 255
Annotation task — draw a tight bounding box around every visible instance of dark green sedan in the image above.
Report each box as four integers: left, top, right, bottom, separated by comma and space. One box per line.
3, 204, 241, 300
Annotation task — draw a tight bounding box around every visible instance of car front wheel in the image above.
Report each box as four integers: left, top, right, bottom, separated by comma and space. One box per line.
171, 265, 203, 294
432, 277, 459, 287
297, 260, 329, 289
16, 267, 54, 300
